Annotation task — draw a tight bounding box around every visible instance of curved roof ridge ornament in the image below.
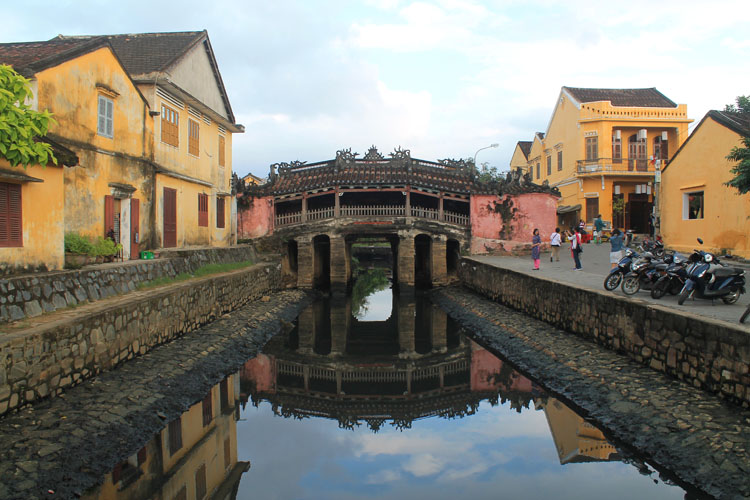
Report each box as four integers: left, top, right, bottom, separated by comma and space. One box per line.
363, 145, 384, 161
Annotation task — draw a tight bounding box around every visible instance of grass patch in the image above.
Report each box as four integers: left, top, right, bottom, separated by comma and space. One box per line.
137, 260, 254, 290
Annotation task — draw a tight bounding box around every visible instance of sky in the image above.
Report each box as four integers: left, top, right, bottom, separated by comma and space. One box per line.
3, 0, 749, 179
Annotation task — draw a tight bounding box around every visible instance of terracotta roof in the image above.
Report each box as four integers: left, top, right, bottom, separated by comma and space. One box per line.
517, 141, 532, 159
57, 31, 205, 77
563, 87, 677, 108
0, 37, 108, 77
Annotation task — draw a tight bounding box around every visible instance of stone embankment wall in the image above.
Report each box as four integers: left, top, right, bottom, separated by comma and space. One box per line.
0, 246, 256, 324
458, 258, 750, 407
0, 262, 280, 415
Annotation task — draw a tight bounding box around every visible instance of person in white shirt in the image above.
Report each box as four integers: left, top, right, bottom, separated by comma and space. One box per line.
549, 227, 561, 262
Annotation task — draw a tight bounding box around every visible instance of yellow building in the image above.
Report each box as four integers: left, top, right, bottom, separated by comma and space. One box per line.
514, 87, 692, 232
660, 110, 750, 258
67, 31, 245, 248
241, 172, 265, 187
83, 374, 250, 500
509, 141, 532, 171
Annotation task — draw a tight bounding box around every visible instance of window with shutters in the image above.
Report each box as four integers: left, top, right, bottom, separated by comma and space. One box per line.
585, 136, 598, 161
546, 156, 552, 176
218, 135, 226, 167
188, 119, 200, 157
168, 418, 182, 456
161, 104, 179, 147
97, 95, 114, 138
216, 197, 225, 228
220, 378, 229, 413
535, 162, 540, 180
195, 464, 207, 500
224, 437, 231, 469
198, 193, 208, 227
0, 182, 22, 247
557, 150, 563, 171
612, 134, 622, 163
202, 392, 212, 427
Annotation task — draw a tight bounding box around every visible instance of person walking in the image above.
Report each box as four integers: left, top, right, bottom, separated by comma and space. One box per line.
531, 228, 541, 270
609, 228, 624, 269
568, 227, 583, 270
594, 214, 604, 244
549, 227, 561, 262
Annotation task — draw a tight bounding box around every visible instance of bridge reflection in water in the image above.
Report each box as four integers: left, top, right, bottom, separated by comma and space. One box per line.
87, 274, 688, 499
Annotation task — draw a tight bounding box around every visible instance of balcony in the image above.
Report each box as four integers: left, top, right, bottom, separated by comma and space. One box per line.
275, 205, 470, 228
576, 158, 657, 176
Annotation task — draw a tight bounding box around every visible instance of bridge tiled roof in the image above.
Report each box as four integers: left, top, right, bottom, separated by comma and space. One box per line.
242, 147, 560, 198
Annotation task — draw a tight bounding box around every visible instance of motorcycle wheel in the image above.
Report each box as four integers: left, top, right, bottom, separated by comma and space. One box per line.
678, 288, 690, 305
622, 275, 640, 295
604, 272, 623, 291
655, 248, 665, 258
651, 278, 668, 299
722, 289, 741, 305
668, 280, 683, 295
741, 305, 750, 324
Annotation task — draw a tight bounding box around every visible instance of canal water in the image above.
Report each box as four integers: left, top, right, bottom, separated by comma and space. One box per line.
85, 268, 689, 499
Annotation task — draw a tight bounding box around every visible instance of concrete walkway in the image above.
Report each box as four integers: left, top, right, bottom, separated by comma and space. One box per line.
469, 242, 750, 327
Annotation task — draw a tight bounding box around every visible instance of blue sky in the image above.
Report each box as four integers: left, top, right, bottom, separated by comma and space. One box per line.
3, 0, 748, 178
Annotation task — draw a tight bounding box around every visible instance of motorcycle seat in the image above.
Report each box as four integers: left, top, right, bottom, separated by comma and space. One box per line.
655, 263, 668, 270
713, 267, 743, 278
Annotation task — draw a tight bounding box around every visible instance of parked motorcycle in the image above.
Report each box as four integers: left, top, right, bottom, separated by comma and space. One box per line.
640, 236, 665, 258
603, 248, 639, 291
650, 253, 688, 299
677, 239, 746, 305
741, 303, 750, 324
622, 252, 672, 295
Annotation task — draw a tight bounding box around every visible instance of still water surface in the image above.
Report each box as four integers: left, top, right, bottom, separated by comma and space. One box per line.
89, 270, 688, 499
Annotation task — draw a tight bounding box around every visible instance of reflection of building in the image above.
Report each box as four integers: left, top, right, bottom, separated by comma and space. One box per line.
240, 294, 542, 431
536, 397, 620, 464
84, 374, 248, 500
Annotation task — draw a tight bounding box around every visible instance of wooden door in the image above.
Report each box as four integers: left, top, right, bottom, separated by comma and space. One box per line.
130, 198, 140, 258
163, 188, 177, 248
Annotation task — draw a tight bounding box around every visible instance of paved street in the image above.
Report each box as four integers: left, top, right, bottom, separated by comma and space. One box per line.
469, 241, 750, 328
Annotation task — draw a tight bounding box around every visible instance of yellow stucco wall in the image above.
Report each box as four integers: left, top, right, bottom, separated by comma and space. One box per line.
508, 144, 529, 171
0, 163, 65, 273
661, 117, 750, 258
523, 91, 691, 229
33, 47, 156, 251
156, 174, 232, 248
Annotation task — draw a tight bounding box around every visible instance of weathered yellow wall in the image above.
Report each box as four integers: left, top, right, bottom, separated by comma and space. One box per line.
508, 144, 529, 171
661, 117, 750, 258
156, 174, 232, 247
33, 47, 155, 250
0, 163, 65, 273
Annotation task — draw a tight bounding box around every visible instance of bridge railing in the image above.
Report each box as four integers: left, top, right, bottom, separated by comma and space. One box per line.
274, 205, 470, 228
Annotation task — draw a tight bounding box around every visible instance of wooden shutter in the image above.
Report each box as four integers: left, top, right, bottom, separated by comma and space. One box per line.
130, 198, 140, 258
218, 135, 225, 166
0, 183, 22, 247
163, 188, 177, 248
216, 197, 225, 228
198, 193, 208, 227
104, 195, 115, 236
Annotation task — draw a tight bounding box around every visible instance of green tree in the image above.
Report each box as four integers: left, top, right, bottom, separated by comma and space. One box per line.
724, 95, 750, 194
0, 64, 56, 167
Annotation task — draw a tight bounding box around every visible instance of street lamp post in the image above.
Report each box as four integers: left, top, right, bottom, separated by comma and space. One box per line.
473, 143, 499, 166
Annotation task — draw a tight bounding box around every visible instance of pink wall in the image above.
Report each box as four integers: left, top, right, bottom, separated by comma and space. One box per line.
240, 354, 276, 393
470, 192, 558, 254
237, 195, 274, 239
470, 342, 534, 393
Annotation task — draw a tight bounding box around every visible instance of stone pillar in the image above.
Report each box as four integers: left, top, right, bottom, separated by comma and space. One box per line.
297, 238, 313, 289
330, 300, 349, 356
397, 235, 415, 294
431, 236, 447, 287
301, 194, 308, 222
398, 295, 416, 358
438, 193, 444, 221
298, 306, 315, 354
405, 189, 411, 216
431, 305, 448, 353
345, 240, 353, 284
330, 235, 347, 295
334, 188, 340, 217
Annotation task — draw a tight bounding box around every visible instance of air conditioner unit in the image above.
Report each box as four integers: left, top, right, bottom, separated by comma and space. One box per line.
638, 129, 647, 141
614, 130, 621, 140
661, 131, 668, 141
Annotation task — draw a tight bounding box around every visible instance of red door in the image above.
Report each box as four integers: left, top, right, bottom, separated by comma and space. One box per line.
163, 188, 177, 248
130, 198, 140, 258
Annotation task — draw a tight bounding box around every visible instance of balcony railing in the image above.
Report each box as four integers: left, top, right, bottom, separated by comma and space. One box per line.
576, 158, 658, 175
274, 205, 470, 227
